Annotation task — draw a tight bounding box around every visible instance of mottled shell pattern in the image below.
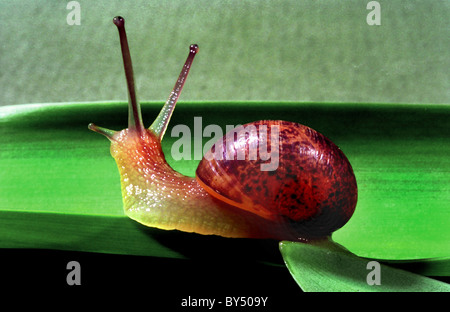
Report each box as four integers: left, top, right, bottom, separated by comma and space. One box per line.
196, 120, 357, 239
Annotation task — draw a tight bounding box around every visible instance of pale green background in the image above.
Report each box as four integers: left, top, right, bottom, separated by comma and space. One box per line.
0, 0, 449, 106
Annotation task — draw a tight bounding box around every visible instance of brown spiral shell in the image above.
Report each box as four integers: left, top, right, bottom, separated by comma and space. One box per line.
196, 120, 357, 239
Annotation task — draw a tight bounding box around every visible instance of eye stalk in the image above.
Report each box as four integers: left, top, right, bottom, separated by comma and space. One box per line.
89, 16, 199, 143
149, 44, 199, 141
112, 16, 144, 135
112, 15, 199, 140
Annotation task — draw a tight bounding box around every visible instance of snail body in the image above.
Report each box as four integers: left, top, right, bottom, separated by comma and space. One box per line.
89, 17, 357, 241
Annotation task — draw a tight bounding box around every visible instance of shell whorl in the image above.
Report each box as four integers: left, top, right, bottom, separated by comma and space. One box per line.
196, 120, 358, 238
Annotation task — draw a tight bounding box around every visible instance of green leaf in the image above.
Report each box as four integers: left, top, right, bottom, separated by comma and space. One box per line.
0, 102, 449, 274
279, 240, 450, 292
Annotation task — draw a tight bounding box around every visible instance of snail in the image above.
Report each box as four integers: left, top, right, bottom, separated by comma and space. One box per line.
89, 16, 357, 242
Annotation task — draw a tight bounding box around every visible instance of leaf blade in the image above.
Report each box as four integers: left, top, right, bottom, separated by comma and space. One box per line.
1, 102, 449, 268
279, 240, 450, 292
